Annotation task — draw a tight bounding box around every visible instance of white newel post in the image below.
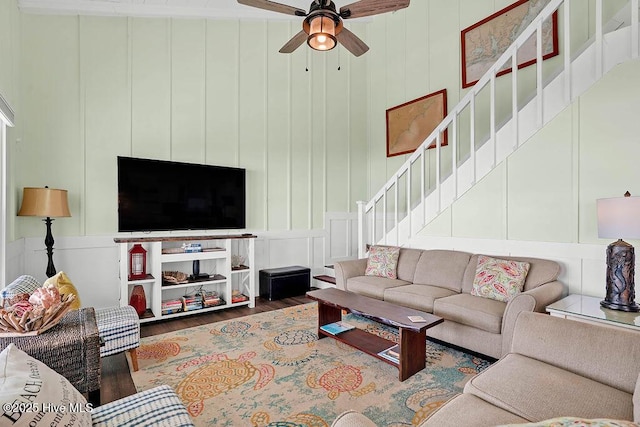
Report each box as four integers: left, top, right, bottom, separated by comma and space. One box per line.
357, 201, 366, 259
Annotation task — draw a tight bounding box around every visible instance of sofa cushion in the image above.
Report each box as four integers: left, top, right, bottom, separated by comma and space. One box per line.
396, 248, 424, 282
433, 293, 505, 334
345, 276, 410, 300
512, 312, 640, 394
465, 353, 634, 421
0, 343, 92, 427
497, 417, 640, 427
635, 373, 640, 422
365, 245, 400, 279
462, 254, 561, 294
471, 255, 530, 302
330, 410, 378, 427
383, 284, 457, 313
412, 250, 472, 292
421, 393, 528, 427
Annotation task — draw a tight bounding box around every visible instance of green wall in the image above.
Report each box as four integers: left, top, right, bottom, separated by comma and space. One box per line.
366, 0, 626, 195
0, 0, 20, 242
9, 0, 633, 246
15, 14, 369, 238
419, 58, 640, 246
365, 0, 632, 246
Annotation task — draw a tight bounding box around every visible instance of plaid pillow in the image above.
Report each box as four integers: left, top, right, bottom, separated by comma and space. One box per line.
1, 275, 41, 302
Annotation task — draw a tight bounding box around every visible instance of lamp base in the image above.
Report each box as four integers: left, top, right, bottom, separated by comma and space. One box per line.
602, 239, 639, 312
43, 217, 56, 278
600, 300, 640, 312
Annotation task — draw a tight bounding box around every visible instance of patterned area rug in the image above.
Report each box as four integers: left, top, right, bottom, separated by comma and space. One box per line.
131, 303, 491, 427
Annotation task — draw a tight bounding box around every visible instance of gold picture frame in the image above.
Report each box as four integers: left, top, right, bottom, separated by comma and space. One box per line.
385, 89, 447, 157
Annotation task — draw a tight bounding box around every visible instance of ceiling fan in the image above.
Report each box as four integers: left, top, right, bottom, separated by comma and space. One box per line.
237, 0, 410, 57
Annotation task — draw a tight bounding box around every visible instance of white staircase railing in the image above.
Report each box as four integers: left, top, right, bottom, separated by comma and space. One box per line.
357, 0, 639, 257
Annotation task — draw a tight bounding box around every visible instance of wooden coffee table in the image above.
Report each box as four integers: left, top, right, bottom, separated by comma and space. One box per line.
306, 288, 443, 381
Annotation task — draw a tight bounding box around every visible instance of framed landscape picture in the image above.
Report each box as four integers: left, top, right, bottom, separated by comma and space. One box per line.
386, 89, 447, 158
461, 0, 559, 88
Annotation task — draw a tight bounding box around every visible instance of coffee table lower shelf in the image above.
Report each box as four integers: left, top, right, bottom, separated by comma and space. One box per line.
308, 288, 442, 381
318, 328, 398, 364
318, 324, 426, 381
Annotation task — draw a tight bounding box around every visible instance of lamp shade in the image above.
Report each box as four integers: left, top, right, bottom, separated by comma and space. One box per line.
18, 187, 71, 218
597, 194, 640, 239
307, 15, 337, 51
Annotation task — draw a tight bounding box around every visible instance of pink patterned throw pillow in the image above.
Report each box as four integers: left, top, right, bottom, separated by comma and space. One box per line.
471, 255, 530, 302
364, 245, 401, 279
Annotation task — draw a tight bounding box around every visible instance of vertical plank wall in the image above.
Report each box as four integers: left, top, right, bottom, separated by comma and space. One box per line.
0, 0, 20, 245
365, 0, 636, 252
15, 14, 369, 238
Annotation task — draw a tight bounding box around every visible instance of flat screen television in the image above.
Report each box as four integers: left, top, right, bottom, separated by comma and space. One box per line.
118, 156, 246, 232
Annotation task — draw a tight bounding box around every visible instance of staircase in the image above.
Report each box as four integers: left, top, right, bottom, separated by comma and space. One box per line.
357, 0, 640, 257
313, 265, 336, 289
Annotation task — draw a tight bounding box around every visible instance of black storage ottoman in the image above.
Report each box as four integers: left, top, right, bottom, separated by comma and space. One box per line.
259, 266, 311, 300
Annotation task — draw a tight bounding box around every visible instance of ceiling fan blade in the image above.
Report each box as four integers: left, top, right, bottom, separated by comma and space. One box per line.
237, 0, 307, 17
336, 28, 369, 57
340, 0, 410, 19
279, 30, 308, 53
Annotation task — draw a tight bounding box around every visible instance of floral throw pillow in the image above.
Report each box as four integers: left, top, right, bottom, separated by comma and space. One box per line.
364, 246, 401, 279
471, 255, 530, 302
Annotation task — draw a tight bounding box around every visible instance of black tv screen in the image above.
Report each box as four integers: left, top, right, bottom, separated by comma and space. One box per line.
118, 156, 246, 232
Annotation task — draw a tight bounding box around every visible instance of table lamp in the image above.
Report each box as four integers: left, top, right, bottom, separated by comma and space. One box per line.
597, 191, 640, 312
18, 186, 71, 278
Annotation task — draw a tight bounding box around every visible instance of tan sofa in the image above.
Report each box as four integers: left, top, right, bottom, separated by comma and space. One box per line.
334, 249, 564, 359
331, 311, 640, 427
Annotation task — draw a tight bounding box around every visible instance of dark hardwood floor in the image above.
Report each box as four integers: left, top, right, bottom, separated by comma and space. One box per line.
99, 294, 313, 405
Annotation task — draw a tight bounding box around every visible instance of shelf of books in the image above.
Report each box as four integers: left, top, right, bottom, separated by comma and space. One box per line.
318, 321, 400, 366
116, 234, 256, 323
377, 344, 400, 364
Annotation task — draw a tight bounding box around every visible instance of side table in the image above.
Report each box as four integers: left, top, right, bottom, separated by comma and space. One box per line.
0, 307, 101, 405
546, 294, 640, 332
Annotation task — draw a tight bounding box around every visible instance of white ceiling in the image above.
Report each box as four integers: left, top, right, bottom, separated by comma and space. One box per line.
17, 0, 366, 20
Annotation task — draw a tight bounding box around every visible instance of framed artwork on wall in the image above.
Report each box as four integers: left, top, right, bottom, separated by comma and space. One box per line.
461, 0, 559, 89
385, 89, 447, 158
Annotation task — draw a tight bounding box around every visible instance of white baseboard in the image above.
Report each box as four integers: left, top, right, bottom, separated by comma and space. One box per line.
12, 230, 341, 309
6, 217, 612, 309
409, 235, 609, 298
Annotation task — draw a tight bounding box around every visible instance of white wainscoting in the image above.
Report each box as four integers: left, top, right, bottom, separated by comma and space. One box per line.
325, 212, 359, 265
5, 238, 24, 283
6, 215, 359, 309
5, 214, 615, 309
409, 235, 610, 298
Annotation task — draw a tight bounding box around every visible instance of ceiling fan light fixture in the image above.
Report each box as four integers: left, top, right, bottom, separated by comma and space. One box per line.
307, 15, 337, 51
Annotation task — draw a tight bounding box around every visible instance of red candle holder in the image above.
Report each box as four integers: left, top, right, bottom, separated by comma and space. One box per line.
129, 285, 147, 317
